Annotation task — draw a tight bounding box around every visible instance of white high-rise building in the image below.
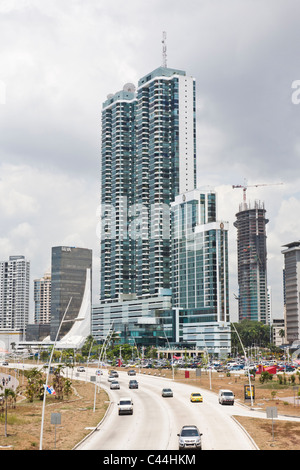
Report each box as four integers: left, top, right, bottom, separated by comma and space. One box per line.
0, 255, 30, 334
34, 270, 51, 324
282, 241, 300, 344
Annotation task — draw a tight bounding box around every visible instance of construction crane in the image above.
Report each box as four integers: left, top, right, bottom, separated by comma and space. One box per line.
232, 179, 283, 203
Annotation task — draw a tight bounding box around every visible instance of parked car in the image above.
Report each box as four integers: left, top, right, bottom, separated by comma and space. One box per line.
177, 425, 202, 450
129, 379, 138, 389
162, 388, 173, 397
77, 366, 85, 372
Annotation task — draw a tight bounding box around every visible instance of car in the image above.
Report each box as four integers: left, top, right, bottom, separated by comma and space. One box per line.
110, 380, 120, 390
162, 388, 173, 397
109, 370, 119, 377
190, 392, 203, 402
108, 375, 116, 382
127, 369, 136, 376
77, 366, 85, 372
129, 379, 138, 389
177, 425, 202, 450
218, 389, 234, 405
2, 361, 8, 366
118, 397, 133, 415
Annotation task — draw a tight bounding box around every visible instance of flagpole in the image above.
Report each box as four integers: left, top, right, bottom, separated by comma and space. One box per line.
39, 297, 72, 450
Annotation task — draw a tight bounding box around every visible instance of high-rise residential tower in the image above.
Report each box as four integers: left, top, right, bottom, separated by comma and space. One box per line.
281, 241, 300, 344
0, 255, 30, 334
234, 201, 269, 323
100, 67, 196, 302
34, 270, 51, 324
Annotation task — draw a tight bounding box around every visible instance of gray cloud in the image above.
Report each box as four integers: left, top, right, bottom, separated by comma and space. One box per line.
0, 0, 299, 319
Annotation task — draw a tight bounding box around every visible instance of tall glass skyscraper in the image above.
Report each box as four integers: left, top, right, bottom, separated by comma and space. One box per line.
98, 65, 231, 355
50, 246, 92, 341
171, 190, 230, 355
100, 67, 196, 302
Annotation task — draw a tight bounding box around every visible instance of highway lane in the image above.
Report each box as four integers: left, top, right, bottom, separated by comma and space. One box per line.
76, 369, 259, 450
10, 363, 300, 450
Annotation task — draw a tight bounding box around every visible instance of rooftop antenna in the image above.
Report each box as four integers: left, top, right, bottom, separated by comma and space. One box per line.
162, 31, 167, 68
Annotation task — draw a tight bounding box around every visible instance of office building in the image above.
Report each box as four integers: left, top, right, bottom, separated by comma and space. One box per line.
50, 246, 92, 342
171, 189, 230, 355
234, 201, 269, 323
34, 270, 51, 324
0, 255, 30, 335
281, 241, 300, 344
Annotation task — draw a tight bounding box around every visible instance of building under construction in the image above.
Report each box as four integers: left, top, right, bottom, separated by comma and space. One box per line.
234, 200, 269, 323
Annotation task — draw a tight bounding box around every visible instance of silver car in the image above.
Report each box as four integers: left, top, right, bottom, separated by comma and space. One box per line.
177, 425, 202, 450
110, 380, 120, 389
162, 388, 173, 397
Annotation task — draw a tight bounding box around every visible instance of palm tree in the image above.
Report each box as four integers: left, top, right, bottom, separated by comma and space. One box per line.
279, 329, 285, 345
0, 387, 16, 437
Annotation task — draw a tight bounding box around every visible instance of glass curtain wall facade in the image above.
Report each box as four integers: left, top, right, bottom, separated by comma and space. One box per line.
234, 201, 269, 323
50, 246, 92, 341
171, 190, 230, 355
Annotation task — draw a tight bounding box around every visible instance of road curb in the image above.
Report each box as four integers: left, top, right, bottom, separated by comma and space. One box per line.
231, 416, 260, 450
72, 392, 113, 450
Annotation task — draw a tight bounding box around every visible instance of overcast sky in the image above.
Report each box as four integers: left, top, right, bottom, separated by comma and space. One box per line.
0, 0, 299, 322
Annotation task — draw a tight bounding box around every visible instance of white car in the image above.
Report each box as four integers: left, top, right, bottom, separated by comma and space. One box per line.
118, 397, 133, 415
218, 389, 235, 405
110, 380, 120, 390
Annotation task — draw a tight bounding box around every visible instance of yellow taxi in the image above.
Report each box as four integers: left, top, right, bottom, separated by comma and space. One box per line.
190, 392, 203, 402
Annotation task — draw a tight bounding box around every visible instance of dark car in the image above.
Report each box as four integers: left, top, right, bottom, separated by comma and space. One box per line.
129, 379, 138, 389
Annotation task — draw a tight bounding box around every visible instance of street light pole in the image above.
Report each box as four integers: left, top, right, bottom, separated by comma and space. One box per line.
163, 331, 174, 381
93, 323, 114, 412
39, 297, 72, 450
232, 323, 254, 407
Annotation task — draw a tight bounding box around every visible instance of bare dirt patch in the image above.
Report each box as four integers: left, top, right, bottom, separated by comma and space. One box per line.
0, 373, 108, 450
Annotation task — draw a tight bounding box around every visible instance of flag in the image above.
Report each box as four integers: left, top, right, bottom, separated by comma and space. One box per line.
44, 385, 56, 395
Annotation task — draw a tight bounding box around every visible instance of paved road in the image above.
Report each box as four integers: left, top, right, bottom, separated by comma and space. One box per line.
76, 369, 262, 450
